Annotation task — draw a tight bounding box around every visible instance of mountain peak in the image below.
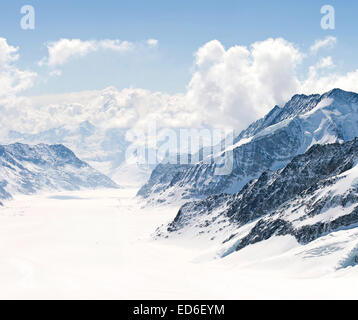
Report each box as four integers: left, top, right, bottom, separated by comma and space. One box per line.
0, 142, 118, 200
276, 88, 358, 121
327, 87, 351, 95
324, 88, 358, 100
289, 92, 318, 101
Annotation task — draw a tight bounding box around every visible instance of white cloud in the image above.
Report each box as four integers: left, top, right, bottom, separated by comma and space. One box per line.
184, 38, 358, 130
310, 36, 337, 54
39, 38, 157, 67
49, 69, 62, 77
315, 56, 335, 69
0, 38, 37, 138
300, 68, 358, 95
25, 86, 195, 133
146, 39, 158, 47
0, 38, 19, 67
0, 38, 36, 98
39, 39, 97, 67
98, 39, 133, 52
19, 38, 320, 135
4, 36, 358, 142
186, 38, 304, 129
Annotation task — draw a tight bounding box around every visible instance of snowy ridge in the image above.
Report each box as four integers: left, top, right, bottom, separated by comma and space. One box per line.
139, 89, 358, 203
0, 142, 118, 201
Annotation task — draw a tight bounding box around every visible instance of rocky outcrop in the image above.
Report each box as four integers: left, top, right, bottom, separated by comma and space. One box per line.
160, 138, 358, 253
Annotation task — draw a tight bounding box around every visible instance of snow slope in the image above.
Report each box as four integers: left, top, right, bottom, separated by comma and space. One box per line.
1, 188, 358, 299
158, 138, 358, 263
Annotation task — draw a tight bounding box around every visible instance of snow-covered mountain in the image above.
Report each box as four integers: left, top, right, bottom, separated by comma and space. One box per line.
6, 87, 154, 188
156, 138, 358, 265
139, 89, 358, 203
0, 143, 118, 202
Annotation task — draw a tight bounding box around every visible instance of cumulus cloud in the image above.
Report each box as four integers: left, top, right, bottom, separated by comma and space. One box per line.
9, 86, 192, 136
39, 38, 156, 67
301, 68, 358, 95
0, 38, 37, 138
0, 38, 36, 99
184, 37, 358, 130
0, 38, 19, 67
10, 34, 358, 178
310, 36, 337, 54
4, 36, 358, 140
186, 38, 304, 129
38, 39, 96, 67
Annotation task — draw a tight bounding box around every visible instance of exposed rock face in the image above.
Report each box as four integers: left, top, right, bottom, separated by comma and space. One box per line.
0, 143, 118, 200
137, 163, 193, 201
139, 89, 358, 203
159, 138, 358, 253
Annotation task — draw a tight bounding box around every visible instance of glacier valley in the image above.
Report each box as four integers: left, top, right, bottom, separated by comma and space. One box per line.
2, 89, 358, 299
1, 188, 358, 299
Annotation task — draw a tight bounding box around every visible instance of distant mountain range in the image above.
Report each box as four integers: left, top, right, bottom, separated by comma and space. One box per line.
7, 87, 151, 188
5, 88, 358, 263
0, 143, 118, 203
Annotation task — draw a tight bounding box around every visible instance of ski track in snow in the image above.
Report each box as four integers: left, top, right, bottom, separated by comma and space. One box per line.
0, 188, 358, 299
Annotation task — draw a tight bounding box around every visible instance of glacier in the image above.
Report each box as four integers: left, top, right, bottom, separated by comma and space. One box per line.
2, 89, 358, 298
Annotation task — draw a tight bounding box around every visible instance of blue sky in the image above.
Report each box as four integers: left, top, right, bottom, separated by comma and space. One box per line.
0, 0, 356, 95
